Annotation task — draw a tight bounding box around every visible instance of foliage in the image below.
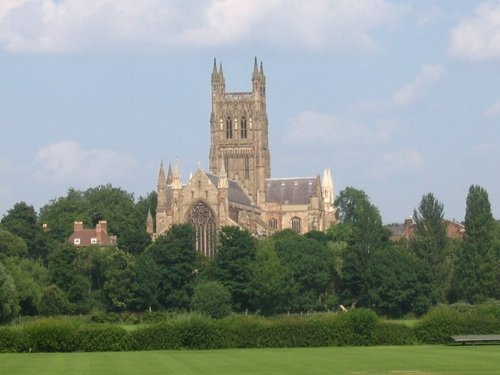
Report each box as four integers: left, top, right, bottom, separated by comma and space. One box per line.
0, 202, 48, 260
215, 226, 257, 312
455, 185, 497, 303
146, 224, 197, 310
76, 324, 131, 351
2, 257, 49, 316
47, 243, 90, 312
130, 251, 160, 312
335, 187, 389, 309
39, 185, 151, 253
0, 262, 18, 323
38, 285, 72, 316
250, 238, 298, 315
102, 250, 136, 312
22, 317, 83, 352
0, 230, 28, 259
410, 193, 451, 304
191, 281, 232, 318
369, 246, 432, 317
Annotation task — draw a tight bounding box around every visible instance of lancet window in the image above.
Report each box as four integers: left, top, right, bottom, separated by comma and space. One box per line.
188, 201, 217, 257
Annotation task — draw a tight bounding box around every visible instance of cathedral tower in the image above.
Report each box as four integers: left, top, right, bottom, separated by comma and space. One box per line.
209, 58, 271, 205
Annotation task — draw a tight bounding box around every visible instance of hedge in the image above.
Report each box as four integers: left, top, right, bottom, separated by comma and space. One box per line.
0, 305, 499, 352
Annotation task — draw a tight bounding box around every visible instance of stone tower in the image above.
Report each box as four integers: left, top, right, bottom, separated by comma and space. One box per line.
209, 58, 271, 205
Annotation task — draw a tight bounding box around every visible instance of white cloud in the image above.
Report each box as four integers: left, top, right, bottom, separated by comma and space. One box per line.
484, 99, 500, 118
34, 140, 137, 185
449, 2, 500, 60
370, 148, 424, 179
391, 64, 446, 107
0, 0, 399, 53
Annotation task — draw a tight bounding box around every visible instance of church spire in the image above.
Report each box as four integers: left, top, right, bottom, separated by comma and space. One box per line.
157, 161, 168, 211
252, 56, 259, 80
157, 161, 166, 187
172, 159, 182, 190
166, 163, 173, 185
212, 58, 218, 77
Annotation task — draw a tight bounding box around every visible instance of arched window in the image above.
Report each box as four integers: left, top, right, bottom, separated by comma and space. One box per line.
291, 217, 301, 233
269, 218, 277, 230
188, 201, 217, 257
226, 117, 233, 139
240, 116, 247, 138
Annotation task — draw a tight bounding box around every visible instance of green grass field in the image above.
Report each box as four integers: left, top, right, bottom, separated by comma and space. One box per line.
1, 345, 498, 375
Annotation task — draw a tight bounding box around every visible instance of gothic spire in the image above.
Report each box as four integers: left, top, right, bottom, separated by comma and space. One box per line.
166, 163, 173, 185
172, 159, 182, 190
157, 161, 167, 188
252, 56, 259, 80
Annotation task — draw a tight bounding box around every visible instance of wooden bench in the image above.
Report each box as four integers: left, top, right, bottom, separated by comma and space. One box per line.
450, 334, 500, 345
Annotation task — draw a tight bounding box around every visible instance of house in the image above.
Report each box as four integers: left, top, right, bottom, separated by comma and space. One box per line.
68, 220, 117, 247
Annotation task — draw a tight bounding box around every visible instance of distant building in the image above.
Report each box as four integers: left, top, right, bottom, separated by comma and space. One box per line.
68, 220, 117, 247
387, 218, 465, 241
148, 59, 337, 256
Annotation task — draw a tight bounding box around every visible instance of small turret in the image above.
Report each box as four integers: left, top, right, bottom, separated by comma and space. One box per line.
218, 158, 228, 189
146, 208, 154, 234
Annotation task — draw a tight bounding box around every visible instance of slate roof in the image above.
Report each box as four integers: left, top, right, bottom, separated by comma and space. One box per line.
265, 177, 319, 205
206, 173, 253, 206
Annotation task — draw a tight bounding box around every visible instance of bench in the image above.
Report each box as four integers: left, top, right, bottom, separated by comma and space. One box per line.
450, 334, 500, 345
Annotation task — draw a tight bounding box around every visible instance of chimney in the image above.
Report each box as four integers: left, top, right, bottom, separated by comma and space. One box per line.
74, 221, 84, 232
96, 220, 107, 244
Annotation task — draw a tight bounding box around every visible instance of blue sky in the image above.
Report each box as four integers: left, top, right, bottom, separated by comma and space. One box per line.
1, 0, 500, 224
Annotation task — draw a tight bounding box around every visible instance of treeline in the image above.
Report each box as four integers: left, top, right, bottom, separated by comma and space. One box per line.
0, 184, 499, 323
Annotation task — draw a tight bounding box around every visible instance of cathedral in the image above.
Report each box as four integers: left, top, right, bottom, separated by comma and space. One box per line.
147, 59, 336, 255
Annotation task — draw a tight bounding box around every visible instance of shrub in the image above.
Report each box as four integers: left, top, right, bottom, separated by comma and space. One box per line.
191, 281, 232, 319
0, 326, 28, 352
347, 308, 378, 345
414, 306, 464, 344
77, 324, 131, 352
131, 321, 182, 350
372, 322, 417, 345
22, 317, 82, 352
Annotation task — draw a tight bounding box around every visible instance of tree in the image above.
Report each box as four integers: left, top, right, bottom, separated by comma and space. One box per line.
39, 188, 91, 243
250, 238, 298, 315
3, 257, 49, 316
273, 230, 335, 311
334, 187, 389, 308
410, 193, 451, 303
146, 224, 197, 310
370, 246, 432, 317
39, 285, 72, 316
131, 251, 160, 311
215, 226, 257, 312
47, 243, 90, 312
455, 185, 497, 303
0, 230, 28, 259
191, 281, 232, 318
102, 250, 136, 312
39, 185, 151, 253
0, 262, 18, 322
1, 202, 48, 260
